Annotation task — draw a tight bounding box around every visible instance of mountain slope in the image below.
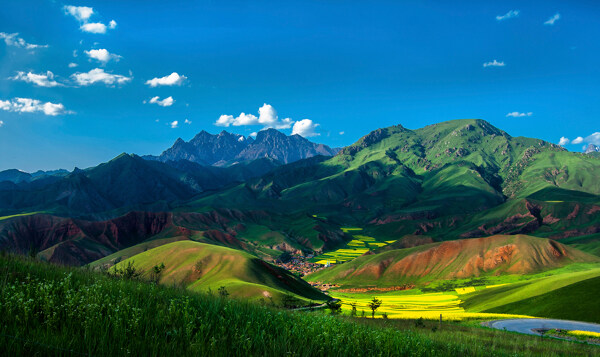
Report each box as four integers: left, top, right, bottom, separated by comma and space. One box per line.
190, 119, 600, 242
306, 235, 600, 287
0, 153, 281, 216
111, 240, 328, 301
0, 209, 347, 266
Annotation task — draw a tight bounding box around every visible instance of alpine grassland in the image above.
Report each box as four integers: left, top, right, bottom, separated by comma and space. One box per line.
1, 254, 600, 356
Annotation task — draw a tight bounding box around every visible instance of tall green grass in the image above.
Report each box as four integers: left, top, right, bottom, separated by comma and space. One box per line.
1, 254, 598, 356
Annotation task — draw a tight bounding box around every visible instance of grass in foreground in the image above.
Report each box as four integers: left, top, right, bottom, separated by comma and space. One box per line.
1, 254, 599, 356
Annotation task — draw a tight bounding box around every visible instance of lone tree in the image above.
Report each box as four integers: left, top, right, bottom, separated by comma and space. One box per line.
150, 263, 165, 284
368, 297, 382, 318
326, 299, 342, 315
218, 286, 229, 298
350, 302, 358, 317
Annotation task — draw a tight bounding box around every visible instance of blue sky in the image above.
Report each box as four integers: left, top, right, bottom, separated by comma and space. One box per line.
0, 1, 599, 171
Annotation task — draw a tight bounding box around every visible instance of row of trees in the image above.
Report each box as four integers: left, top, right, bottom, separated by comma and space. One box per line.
327, 297, 383, 318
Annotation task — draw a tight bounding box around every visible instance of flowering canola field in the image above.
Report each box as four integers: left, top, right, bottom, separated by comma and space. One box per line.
331, 291, 532, 321
313, 228, 395, 265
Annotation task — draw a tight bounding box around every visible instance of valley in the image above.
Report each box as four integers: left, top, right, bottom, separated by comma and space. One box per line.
1, 120, 600, 355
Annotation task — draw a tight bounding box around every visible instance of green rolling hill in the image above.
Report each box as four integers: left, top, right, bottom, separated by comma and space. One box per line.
110, 240, 328, 302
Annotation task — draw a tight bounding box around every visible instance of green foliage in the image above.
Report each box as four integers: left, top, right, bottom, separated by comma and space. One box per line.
350, 302, 358, 317
218, 286, 230, 298
150, 262, 165, 284
368, 297, 383, 318
326, 300, 343, 315
110, 261, 142, 280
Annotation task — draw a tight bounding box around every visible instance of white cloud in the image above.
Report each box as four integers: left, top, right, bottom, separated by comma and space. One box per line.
506, 112, 532, 117
258, 103, 294, 129
184, 119, 192, 124
170, 120, 179, 128
214, 104, 298, 130
64, 5, 115, 34
215, 113, 257, 127
68, 62, 78, 68
572, 133, 600, 146
64, 5, 94, 22
0, 120, 4, 127
147, 96, 174, 107
249, 132, 257, 137
496, 10, 519, 21
292, 119, 320, 137
558, 137, 569, 146
0, 32, 47, 50
81, 22, 107, 34
587, 133, 600, 145
0, 97, 72, 116
85, 48, 121, 64
145, 72, 187, 87
215, 115, 235, 127
339, 131, 345, 135
483, 60, 505, 68
572, 137, 584, 144
71, 68, 132, 86
544, 13, 561, 26
10, 71, 63, 87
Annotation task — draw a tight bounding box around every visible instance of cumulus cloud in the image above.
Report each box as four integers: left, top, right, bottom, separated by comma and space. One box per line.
64, 5, 116, 34
0, 120, 3, 127
71, 68, 132, 86
0, 32, 47, 50
568, 133, 600, 146
544, 13, 561, 25
64, 5, 94, 22
558, 137, 569, 146
170, 120, 179, 128
215, 113, 258, 127
68, 62, 78, 68
184, 119, 192, 124
586, 133, 600, 145
496, 10, 519, 21
10, 71, 63, 87
145, 72, 187, 87
292, 119, 320, 137
85, 48, 121, 64
81, 22, 107, 34
0, 98, 72, 116
258, 104, 294, 129
147, 96, 174, 107
572, 137, 584, 144
339, 131, 345, 135
506, 111, 532, 117
215, 103, 298, 131
483, 60, 505, 68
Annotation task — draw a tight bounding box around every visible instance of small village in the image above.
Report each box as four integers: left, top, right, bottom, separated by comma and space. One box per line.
273, 253, 328, 277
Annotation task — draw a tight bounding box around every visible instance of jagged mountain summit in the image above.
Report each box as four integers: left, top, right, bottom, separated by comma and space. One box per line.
145, 128, 338, 166
585, 143, 600, 154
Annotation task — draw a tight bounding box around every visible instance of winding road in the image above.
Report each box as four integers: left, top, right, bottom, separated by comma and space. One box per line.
486, 318, 600, 336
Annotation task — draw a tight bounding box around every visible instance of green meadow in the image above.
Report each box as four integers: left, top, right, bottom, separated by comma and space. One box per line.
1, 254, 599, 356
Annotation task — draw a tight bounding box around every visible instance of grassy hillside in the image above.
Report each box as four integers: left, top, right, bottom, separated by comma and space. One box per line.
187, 119, 600, 244
484, 276, 600, 323
306, 235, 599, 287
460, 267, 600, 313
111, 241, 327, 302
1, 254, 598, 356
